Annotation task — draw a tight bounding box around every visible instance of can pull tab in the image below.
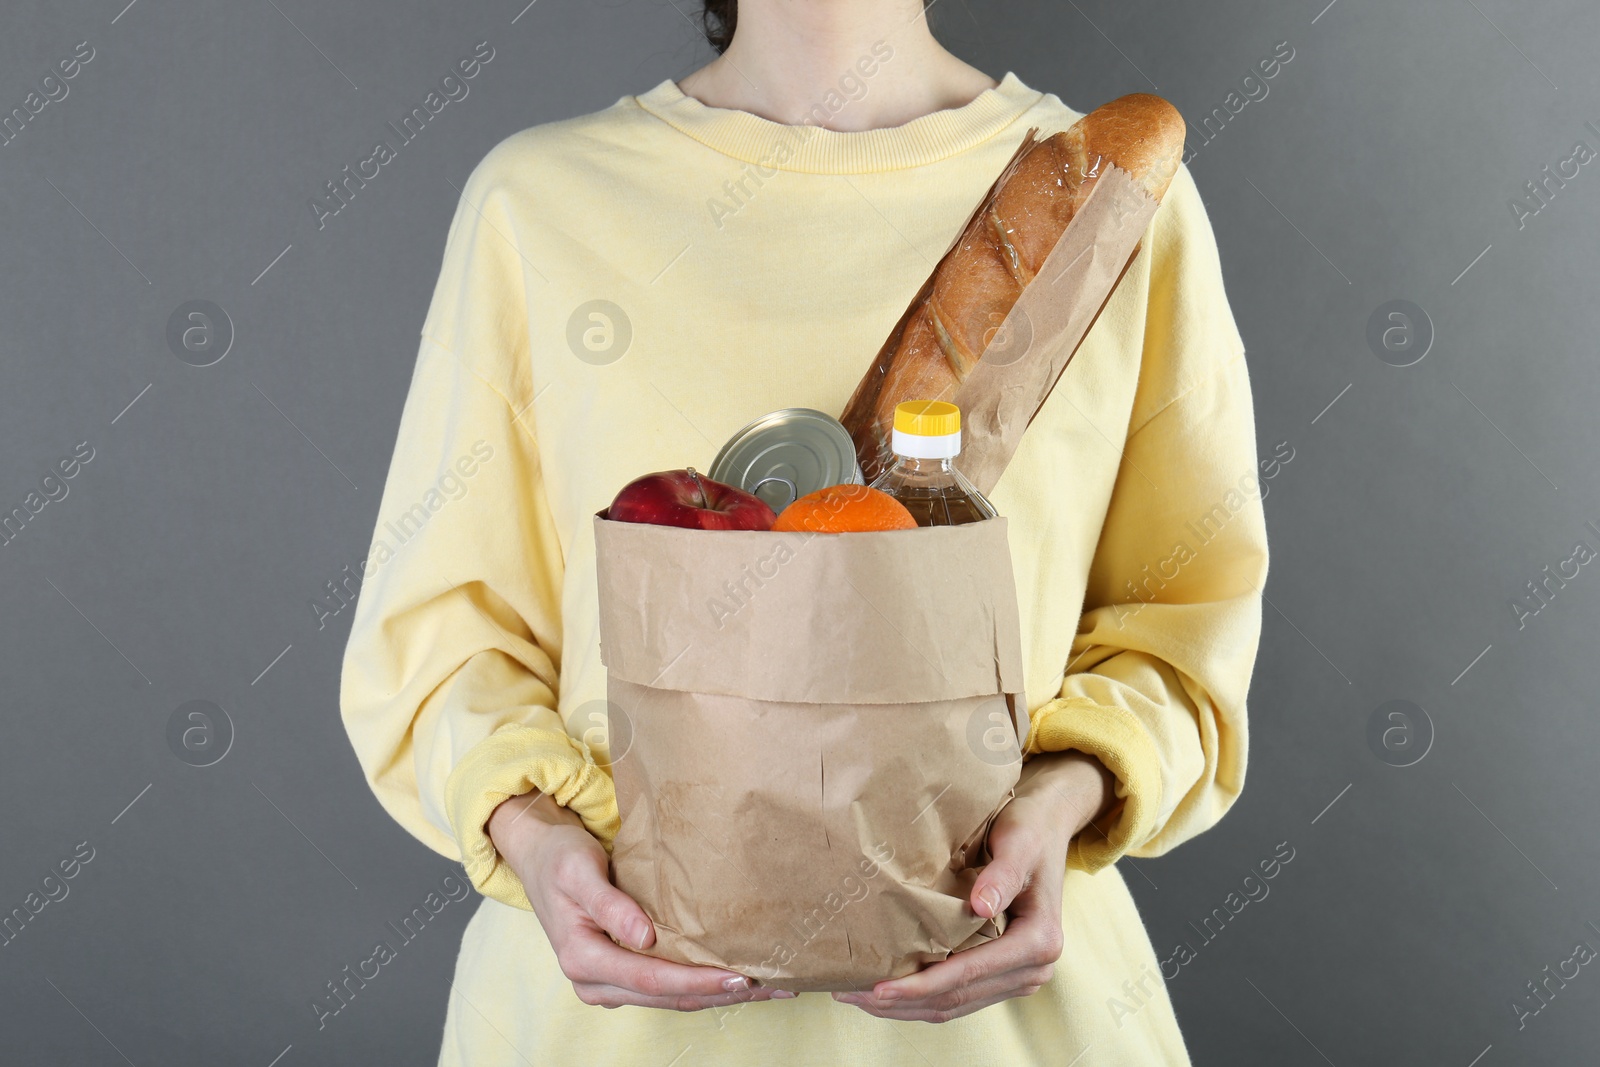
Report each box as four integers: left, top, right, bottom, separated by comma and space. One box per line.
749, 475, 798, 512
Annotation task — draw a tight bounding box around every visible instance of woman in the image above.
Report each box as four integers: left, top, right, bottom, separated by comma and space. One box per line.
340, 0, 1268, 1062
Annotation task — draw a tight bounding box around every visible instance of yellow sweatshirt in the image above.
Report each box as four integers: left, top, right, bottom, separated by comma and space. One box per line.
340, 70, 1268, 1066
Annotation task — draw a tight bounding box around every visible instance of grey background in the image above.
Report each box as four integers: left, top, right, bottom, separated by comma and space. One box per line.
2, 0, 1596, 1063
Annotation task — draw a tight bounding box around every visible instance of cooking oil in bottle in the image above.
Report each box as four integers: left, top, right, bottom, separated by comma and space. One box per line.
868, 401, 997, 526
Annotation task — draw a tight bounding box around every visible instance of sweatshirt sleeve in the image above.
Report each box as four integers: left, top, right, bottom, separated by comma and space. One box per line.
1025, 167, 1270, 873
338, 154, 617, 912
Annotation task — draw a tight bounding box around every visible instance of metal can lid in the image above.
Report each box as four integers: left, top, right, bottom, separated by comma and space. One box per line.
709, 408, 862, 513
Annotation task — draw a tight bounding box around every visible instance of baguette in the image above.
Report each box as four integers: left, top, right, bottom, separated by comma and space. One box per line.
839, 94, 1187, 480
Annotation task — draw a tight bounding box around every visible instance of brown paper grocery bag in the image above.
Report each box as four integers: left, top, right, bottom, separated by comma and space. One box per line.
594, 515, 1028, 992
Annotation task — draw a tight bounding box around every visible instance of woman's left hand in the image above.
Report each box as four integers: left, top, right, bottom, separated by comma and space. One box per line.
831, 751, 1112, 1023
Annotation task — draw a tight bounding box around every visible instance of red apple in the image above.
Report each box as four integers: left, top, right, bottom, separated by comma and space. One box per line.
607, 468, 776, 531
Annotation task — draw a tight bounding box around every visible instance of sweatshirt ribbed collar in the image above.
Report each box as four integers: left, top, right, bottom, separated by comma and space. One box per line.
632, 71, 1042, 174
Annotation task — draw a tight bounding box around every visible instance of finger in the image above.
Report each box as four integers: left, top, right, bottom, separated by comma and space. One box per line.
837, 961, 1050, 1013
554, 848, 657, 952
838, 972, 1049, 1023
561, 923, 755, 997
574, 981, 790, 1011
969, 824, 1045, 919
867, 899, 1061, 1003
835, 981, 1034, 1023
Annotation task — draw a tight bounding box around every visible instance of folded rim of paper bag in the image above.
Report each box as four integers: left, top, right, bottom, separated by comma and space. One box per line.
593, 514, 1025, 707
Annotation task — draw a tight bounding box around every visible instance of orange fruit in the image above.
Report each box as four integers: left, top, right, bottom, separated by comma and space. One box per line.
771, 484, 917, 533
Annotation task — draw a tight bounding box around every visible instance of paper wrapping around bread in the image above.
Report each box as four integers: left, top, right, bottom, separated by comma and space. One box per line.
840, 94, 1186, 487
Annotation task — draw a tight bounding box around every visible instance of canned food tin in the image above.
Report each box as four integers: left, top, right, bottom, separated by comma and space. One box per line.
709, 408, 863, 513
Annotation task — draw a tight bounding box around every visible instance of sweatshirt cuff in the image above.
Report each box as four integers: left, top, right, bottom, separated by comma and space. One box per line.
1024, 696, 1162, 874
444, 723, 621, 910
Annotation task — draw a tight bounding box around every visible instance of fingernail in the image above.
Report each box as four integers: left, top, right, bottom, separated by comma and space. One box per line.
978, 886, 1002, 917
627, 920, 650, 950
875, 986, 901, 1002
722, 975, 750, 992
770, 989, 797, 999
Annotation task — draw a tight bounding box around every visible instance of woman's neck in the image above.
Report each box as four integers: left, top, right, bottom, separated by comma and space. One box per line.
677, 0, 997, 131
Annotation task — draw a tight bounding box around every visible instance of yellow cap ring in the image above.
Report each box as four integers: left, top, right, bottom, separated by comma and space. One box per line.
893, 400, 961, 437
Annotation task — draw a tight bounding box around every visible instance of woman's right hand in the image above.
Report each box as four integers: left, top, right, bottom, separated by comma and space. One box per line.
487, 791, 792, 1011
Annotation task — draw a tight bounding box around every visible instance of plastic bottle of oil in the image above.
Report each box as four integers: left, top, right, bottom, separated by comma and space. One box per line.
868, 401, 998, 526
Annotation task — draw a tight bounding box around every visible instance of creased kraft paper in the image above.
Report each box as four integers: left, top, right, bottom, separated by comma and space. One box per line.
595, 515, 1028, 991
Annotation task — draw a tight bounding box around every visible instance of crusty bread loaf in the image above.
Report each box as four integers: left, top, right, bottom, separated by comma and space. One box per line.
840, 94, 1186, 480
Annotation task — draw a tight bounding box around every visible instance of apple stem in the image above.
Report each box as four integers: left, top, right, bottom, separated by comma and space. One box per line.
685, 466, 709, 508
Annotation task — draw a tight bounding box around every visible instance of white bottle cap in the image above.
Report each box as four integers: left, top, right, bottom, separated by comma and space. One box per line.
891, 401, 963, 459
